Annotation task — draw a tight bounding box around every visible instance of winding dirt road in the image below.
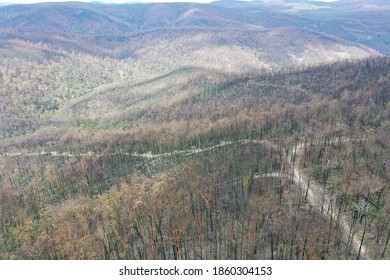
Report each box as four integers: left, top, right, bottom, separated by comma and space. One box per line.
289, 142, 368, 259
0, 138, 368, 258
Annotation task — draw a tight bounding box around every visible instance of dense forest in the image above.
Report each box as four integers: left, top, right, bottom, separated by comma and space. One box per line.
1, 57, 389, 259
0, 1, 389, 260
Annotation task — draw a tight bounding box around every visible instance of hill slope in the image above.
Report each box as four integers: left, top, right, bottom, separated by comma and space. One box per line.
0, 57, 389, 260
0, 2, 389, 260
0, 2, 381, 60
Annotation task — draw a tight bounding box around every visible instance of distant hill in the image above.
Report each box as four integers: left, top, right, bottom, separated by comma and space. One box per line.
0, 2, 389, 261
0, 1, 383, 140
0, 2, 381, 62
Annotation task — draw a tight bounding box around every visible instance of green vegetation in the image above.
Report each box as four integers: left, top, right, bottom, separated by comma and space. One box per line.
0, 1, 389, 260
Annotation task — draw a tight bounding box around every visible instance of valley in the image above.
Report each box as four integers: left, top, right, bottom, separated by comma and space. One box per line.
0, 1, 389, 260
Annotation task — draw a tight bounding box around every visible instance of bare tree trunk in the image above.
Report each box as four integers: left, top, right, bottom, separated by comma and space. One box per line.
381, 228, 390, 259
357, 215, 367, 260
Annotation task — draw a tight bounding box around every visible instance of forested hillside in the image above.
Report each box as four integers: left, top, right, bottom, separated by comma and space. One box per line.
0, 1, 389, 260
